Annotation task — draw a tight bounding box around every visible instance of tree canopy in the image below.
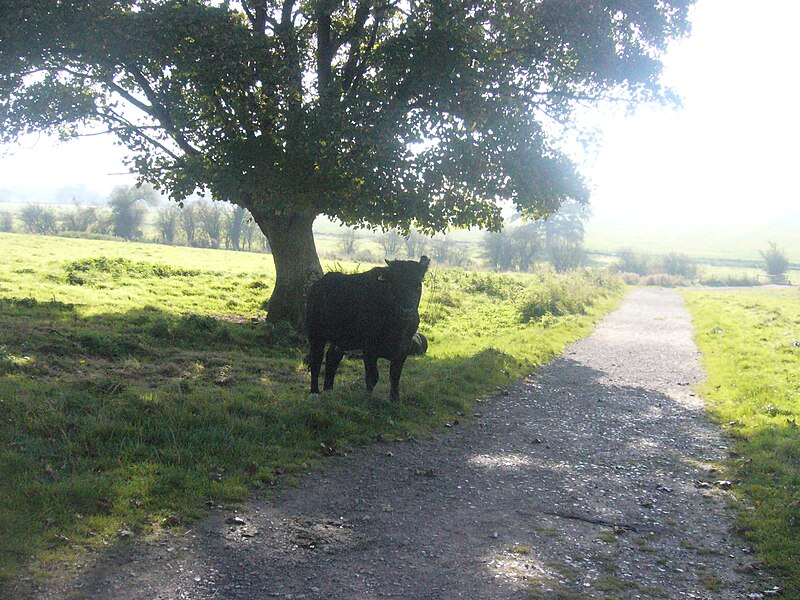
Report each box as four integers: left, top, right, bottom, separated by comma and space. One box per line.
1, 0, 694, 325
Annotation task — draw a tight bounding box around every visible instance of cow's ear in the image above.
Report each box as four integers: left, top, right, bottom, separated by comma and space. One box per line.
385, 259, 393, 267
419, 255, 430, 274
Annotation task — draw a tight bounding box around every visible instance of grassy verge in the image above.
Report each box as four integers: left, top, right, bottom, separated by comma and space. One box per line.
0, 232, 623, 587
683, 287, 800, 595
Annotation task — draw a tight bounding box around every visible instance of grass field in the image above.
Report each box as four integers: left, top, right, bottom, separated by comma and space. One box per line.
684, 287, 800, 596
0, 232, 623, 587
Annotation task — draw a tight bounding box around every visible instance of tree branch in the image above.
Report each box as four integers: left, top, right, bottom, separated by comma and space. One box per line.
280, 0, 296, 30
340, 0, 373, 92
126, 65, 200, 158
97, 108, 185, 164
60, 66, 154, 116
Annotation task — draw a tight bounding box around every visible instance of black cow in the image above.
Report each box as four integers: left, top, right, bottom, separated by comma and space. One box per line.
306, 256, 430, 401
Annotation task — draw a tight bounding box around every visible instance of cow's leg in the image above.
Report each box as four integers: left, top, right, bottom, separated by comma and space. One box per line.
308, 338, 326, 395
389, 354, 408, 401
323, 346, 345, 390
363, 353, 379, 394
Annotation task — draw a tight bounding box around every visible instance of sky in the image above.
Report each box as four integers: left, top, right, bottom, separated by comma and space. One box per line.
1, 0, 798, 231
581, 0, 800, 229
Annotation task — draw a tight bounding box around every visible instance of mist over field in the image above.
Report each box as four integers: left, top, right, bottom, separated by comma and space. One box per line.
584, 211, 800, 261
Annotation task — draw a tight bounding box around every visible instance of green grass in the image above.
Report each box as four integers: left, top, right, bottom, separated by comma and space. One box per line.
683, 287, 800, 596
0, 232, 623, 588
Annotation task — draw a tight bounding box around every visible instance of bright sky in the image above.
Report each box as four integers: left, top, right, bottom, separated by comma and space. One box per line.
1, 0, 798, 230
582, 0, 800, 228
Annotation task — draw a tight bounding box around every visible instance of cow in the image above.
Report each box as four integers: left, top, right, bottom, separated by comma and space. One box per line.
306, 256, 430, 401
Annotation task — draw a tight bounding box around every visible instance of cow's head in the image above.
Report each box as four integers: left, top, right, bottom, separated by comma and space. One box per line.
382, 256, 430, 321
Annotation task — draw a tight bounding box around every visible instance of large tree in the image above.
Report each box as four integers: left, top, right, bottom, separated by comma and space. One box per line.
0, 0, 693, 327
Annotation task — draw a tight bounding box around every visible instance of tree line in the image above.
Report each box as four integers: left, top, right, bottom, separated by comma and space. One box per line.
2, 185, 589, 273
337, 199, 589, 272
1, 184, 270, 252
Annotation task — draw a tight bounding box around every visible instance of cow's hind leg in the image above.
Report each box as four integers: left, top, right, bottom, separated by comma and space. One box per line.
363, 353, 379, 394
389, 355, 408, 401
308, 338, 326, 395
324, 346, 344, 390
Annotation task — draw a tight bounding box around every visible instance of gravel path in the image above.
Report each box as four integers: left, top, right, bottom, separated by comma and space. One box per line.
24, 288, 776, 599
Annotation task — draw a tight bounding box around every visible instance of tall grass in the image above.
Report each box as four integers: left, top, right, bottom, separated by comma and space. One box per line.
0, 233, 623, 587
684, 288, 800, 596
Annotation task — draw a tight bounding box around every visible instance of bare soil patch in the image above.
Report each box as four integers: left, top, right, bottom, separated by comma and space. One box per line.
16, 288, 777, 599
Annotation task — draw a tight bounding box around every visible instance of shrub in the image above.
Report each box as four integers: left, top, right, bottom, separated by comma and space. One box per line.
760, 241, 789, 278
701, 274, 760, 287
549, 241, 586, 273
613, 249, 650, 276
462, 272, 524, 299
618, 272, 642, 285
64, 257, 201, 286
60, 205, 98, 233
0, 211, 14, 232
108, 184, 158, 240
155, 205, 181, 244
662, 253, 698, 279
519, 270, 621, 322
19, 204, 58, 234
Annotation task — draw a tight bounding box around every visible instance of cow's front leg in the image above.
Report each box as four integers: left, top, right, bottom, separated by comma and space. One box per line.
324, 346, 344, 390
363, 353, 379, 393
389, 354, 408, 401
308, 338, 326, 395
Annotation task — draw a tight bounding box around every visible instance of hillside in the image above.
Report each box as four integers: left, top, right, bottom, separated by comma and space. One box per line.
584, 211, 800, 262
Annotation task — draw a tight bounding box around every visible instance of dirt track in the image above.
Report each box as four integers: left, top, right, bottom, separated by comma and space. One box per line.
22, 288, 776, 599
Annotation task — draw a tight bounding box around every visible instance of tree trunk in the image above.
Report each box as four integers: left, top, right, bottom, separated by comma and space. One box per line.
251, 209, 322, 330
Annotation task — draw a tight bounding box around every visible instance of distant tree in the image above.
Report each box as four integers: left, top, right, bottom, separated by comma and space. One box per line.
662, 252, 698, 279
430, 237, 454, 264
1, 0, 693, 327
379, 229, 403, 257
448, 245, 469, 267
614, 249, 651, 276
242, 216, 260, 252
179, 202, 200, 246
108, 184, 159, 240
549, 240, 586, 273
196, 201, 224, 248
19, 204, 58, 235
538, 200, 589, 252
510, 225, 540, 271
226, 205, 248, 251
339, 229, 359, 256
155, 204, 181, 244
404, 230, 427, 259
483, 231, 512, 271
0, 211, 14, 232
93, 209, 115, 236
483, 224, 541, 271
61, 204, 98, 232
761, 242, 789, 279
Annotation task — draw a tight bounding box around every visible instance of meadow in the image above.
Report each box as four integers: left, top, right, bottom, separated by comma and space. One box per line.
0, 232, 623, 585
684, 287, 800, 596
